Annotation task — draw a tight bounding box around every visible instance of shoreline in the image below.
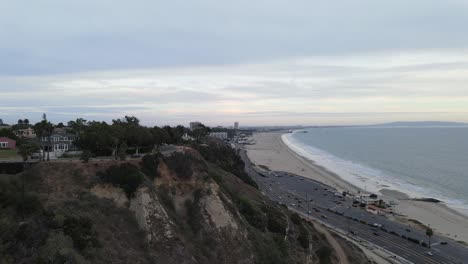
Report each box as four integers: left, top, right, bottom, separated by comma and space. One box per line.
245, 132, 468, 244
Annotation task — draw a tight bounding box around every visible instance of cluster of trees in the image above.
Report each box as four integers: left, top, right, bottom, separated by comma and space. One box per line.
71, 116, 194, 157
11, 114, 211, 161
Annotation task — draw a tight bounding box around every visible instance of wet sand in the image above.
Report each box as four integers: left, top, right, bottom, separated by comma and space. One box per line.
245, 132, 468, 244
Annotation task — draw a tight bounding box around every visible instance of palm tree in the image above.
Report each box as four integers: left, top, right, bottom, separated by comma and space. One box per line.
426, 227, 434, 248
17, 119, 23, 125
34, 114, 54, 161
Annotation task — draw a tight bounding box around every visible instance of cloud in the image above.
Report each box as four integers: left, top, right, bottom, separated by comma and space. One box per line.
2, 1, 468, 75
1, 49, 468, 125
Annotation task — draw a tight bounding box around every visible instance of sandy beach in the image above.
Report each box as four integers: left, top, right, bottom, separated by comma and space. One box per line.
244, 132, 468, 244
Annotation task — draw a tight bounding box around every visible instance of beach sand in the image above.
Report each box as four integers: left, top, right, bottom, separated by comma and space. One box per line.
244, 132, 468, 244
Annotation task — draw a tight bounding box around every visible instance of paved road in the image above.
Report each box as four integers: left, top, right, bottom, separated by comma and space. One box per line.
238, 148, 468, 264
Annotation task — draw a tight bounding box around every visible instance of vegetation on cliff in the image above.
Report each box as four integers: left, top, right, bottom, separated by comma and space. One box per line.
0, 141, 370, 264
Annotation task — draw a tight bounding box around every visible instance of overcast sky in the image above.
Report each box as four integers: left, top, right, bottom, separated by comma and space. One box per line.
2, 0, 468, 126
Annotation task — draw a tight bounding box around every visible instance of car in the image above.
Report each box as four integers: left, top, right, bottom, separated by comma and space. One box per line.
441, 241, 448, 245
426, 251, 433, 256
307, 210, 312, 214
350, 231, 357, 235
405, 228, 411, 232
321, 215, 328, 219
291, 203, 295, 206
373, 232, 379, 236
298, 201, 302, 204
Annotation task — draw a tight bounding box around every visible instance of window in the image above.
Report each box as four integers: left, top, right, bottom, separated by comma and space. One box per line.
0, 142, 8, 148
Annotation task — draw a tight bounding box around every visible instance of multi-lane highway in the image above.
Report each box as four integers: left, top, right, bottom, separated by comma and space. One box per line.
238, 148, 468, 264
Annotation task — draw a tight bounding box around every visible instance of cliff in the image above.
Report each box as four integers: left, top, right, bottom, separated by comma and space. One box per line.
0, 143, 370, 264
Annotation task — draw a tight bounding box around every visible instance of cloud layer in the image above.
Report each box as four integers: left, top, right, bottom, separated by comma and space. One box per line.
2, 50, 468, 125
1, 1, 468, 125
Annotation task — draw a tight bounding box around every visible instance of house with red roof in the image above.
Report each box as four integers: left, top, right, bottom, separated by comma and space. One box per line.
0, 137, 16, 149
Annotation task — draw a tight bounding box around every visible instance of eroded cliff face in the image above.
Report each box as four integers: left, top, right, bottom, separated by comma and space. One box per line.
129, 187, 174, 242
3, 146, 370, 264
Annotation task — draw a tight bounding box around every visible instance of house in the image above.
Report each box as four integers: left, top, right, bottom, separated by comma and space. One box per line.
209, 132, 228, 140
38, 132, 77, 157
0, 137, 16, 149
13, 127, 36, 138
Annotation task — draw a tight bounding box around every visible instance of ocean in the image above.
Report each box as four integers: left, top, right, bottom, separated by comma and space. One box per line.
282, 126, 468, 213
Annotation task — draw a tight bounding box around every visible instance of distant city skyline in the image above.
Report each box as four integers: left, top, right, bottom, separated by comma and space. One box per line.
2, 1, 468, 125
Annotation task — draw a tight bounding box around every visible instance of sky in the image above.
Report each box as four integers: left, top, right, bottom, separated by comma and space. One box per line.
1, 0, 468, 126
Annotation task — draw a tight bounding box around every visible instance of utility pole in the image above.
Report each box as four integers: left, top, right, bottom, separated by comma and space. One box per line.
306, 192, 310, 214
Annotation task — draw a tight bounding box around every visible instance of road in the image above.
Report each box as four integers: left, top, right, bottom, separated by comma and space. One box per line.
238, 148, 468, 264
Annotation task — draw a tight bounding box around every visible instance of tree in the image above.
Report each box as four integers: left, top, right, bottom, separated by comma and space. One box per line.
118, 143, 128, 161
80, 150, 92, 163
34, 114, 54, 161
426, 227, 433, 248
68, 118, 88, 136
191, 124, 210, 140
17, 119, 23, 125
23, 119, 29, 125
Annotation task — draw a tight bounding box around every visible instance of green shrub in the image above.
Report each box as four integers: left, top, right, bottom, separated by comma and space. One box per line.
297, 225, 309, 249
316, 246, 333, 264
193, 142, 258, 189
290, 212, 302, 226
263, 206, 287, 235
140, 154, 160, 179
238, 197, 266, 230
38, 231, 88, 263
98, 163, 144, 198
63, 216, 100, 251
80, 150, 92, 163
165, 152, 193, 179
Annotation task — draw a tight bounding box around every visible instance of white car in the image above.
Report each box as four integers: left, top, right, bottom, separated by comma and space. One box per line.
426, 251, 433, 256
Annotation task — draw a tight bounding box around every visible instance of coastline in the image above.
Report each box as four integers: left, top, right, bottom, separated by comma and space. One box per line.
244, 132, 468, 244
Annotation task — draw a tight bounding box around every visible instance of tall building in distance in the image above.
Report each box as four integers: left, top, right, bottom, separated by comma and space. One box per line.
234, 121, 239, 130
189, 121, 202, 131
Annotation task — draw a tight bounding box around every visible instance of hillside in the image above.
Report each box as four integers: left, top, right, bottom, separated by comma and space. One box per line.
0, 142, 370, 264
374, 121, 468, 127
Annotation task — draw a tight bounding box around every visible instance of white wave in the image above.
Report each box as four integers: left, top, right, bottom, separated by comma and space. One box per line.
281, 132, 468, 212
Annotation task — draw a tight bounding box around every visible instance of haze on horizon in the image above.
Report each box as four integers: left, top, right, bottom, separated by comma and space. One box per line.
2, 0, 468, 126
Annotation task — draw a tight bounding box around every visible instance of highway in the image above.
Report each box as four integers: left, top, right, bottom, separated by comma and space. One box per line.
238, 148, 468, 264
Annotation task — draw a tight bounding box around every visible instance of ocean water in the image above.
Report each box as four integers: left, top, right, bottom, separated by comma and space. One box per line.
282, 126, 468, 212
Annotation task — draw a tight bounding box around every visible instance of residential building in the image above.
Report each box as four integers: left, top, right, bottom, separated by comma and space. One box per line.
209, 132, 228, 140
39, 132, 77, 156
0, 137, 16, 149
189, 121, 202, 131
13, 127, 36, 138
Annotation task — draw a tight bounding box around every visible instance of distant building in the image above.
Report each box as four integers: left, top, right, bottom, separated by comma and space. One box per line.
238, 129, 254, 136
0, 137, 16, 149
209, 132, 228, 140
38, 132, 77, 157
234, 122, 239, 130
189, 121, 202, 131
0, 119, 3, 125
13, 127, 36, 138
